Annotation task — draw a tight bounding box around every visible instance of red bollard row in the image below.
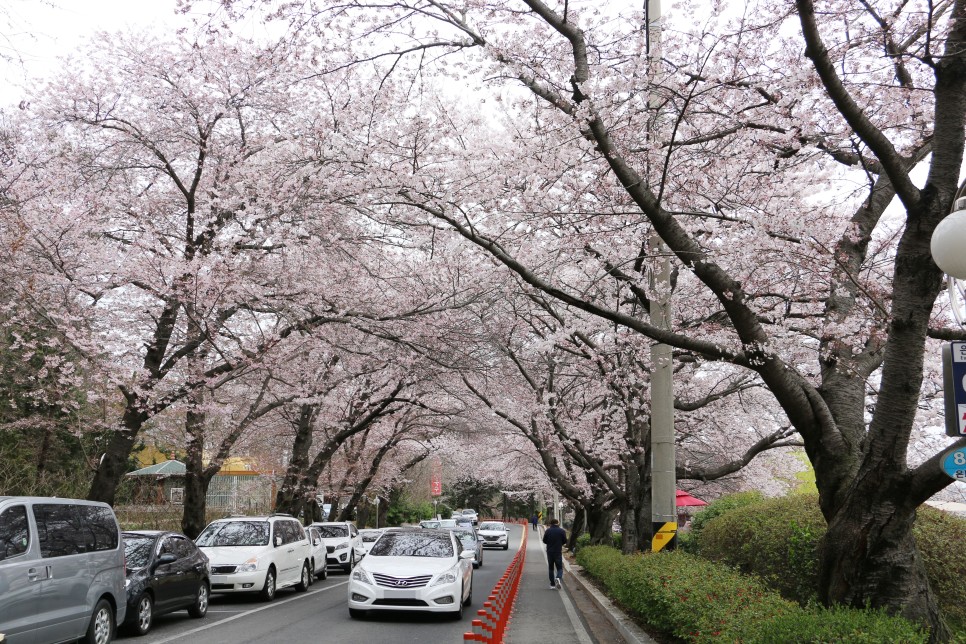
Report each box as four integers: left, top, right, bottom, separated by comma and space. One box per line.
463, 520, 528, 643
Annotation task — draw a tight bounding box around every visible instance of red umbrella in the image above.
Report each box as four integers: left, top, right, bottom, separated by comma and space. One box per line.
676, 489, 708, 507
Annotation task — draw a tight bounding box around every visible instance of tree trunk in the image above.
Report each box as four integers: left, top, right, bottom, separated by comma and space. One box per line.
820, 491, 949, 641
274, 404, 316, 515
182, 404, 209, 538
567, 505, 586, 551
585, 503, 614, 545
87, 401, 147, 504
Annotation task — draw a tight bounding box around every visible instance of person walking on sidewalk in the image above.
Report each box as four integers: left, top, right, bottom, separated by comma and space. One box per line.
530, 513, 538, 531
542, 518, 567, 590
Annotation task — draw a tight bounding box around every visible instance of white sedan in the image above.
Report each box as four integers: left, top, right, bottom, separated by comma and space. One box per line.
347, 528, 474, 620
477, 521, 510, 550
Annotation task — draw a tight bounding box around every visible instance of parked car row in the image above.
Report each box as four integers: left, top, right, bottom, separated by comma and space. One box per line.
0, 497, 376, 644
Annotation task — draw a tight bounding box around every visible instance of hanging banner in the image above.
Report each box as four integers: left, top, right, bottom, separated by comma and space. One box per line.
431, 473, 442, 496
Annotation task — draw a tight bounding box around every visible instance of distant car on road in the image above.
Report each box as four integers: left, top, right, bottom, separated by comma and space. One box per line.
121, 530, 210, 635
452, 528, 483, 569
311, 521, 365, 573
477, 521, 510, 550
306, 526, 329, 582
196, 514, 312, 601
347, 528, 474, 620
460, 509, 479, 526
419, 519, 441, 529
359, 528, 385, 554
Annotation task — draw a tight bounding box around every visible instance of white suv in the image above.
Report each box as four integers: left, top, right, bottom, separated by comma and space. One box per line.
311, 521, 365, 573
460, 509, 479, 526
196, 514, 312, 601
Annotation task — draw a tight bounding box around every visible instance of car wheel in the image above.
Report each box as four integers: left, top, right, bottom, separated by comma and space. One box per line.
82, 598, 115, 644
348, 607, 368, 619
318, 562, 328, 581
128, 593, 153, 636
464, 580, 473, 606
342, 552, 354, 574
451, 586, 465, 620
259, 567, 277, 601
296, 562, 311, 592
188, 582, 209, 618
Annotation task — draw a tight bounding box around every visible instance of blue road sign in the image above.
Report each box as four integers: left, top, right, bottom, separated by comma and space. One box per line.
941, 447, 966, 481
942, 342, 966, 437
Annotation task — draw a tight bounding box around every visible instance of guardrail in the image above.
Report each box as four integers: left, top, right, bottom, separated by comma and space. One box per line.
463, 522, 527, 643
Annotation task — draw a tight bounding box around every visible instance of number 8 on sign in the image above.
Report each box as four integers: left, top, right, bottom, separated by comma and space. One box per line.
941, 447, 966, 480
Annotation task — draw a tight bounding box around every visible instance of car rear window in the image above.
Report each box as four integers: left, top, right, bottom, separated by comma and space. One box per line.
316, 525, 349, 538
123, 534, 156, 569
196, 521, 269, 547
369, 532, 454, 558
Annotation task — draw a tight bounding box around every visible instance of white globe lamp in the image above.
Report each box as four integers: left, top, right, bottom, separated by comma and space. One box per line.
932, 197, 966, 326
932, 200, 966, 279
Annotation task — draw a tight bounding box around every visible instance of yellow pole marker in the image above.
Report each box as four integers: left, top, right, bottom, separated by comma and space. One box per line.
651, 521, 678, 553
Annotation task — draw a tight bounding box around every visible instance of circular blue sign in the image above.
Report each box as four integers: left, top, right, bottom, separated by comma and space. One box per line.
941, 447, 966, 481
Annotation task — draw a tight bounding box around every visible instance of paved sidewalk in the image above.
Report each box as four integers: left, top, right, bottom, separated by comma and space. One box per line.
504, 525, 594, 644
502, 525, 656, 644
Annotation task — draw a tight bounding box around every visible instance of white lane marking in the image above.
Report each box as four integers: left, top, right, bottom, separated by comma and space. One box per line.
149, 581, 349, 644
539, 534, 593, 644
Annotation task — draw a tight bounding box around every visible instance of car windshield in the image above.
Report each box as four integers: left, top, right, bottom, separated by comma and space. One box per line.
479, 522, 505, 531
369, 532, 454, 558
419, 521, 440, 529
462, 510, 476, 515
437, 519, 457, 528
360, 530, 382, 542
196, 521, 270, 547
123, 534, 156, 569
454, 531, 477, 545
316, 525, 349, 538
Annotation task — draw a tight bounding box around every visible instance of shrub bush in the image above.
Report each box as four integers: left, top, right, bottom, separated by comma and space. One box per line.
912, 506, 966, 633
694, 493, 823, 603
693, 493, 966, 637
729, 605, 927, 643
689, 490, 765, 537
576, 545, 927, 643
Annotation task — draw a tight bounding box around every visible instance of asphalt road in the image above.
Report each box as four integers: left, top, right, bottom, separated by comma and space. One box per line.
129, 524, 524, 644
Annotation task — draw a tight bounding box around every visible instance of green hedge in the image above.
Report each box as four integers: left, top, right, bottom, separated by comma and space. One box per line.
693, 494, 966, 634
576, 545, 926, 643
573, 531, 621, 553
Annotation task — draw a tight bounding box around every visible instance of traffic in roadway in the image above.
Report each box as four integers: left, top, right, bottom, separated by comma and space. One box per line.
132, 524, 524, 644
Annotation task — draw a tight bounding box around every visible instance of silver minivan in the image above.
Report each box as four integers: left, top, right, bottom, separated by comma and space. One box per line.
0, 497, 127, 644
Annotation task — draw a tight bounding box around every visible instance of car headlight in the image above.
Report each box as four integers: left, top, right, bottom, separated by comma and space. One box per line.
351, 567, 373, 584
335, 541, 350, 550
237, 557, 259, 573
431, 564, 460, 587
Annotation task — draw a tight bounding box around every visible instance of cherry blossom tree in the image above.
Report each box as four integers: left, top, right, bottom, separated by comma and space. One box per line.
214, 0, 966, 636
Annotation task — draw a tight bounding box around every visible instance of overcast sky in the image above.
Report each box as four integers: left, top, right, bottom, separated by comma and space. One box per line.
1, 0, 192, 105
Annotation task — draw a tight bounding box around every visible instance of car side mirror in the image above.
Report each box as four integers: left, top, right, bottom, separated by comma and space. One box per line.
153, 553, 177, 570
274, 536, 283, 547
459, 550, 475, 560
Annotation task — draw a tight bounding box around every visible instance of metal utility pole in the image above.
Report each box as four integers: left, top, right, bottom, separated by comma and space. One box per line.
646, 0, 677, 553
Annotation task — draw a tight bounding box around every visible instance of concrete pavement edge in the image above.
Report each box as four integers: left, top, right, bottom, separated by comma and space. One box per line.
562, 557, 657, 644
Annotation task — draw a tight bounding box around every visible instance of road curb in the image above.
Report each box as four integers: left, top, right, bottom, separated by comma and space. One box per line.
562, 558, 657, 644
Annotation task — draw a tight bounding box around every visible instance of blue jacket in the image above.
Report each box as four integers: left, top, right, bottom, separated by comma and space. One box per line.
542, 525, 567, 554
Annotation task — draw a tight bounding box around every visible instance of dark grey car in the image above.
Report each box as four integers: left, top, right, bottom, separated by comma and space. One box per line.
452, 528, 483, 569
0, 496, 126, 644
